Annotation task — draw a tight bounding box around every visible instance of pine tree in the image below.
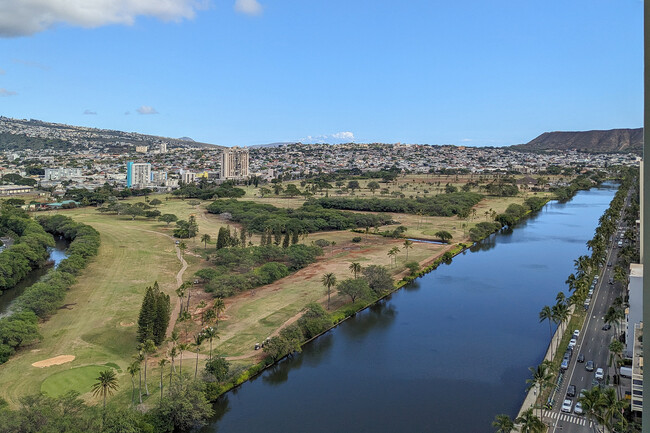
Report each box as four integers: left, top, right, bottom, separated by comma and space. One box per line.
137, 286, 156, 342
291, 230, 299, 245
240, 228, 247, 246
216, 227, 228, 249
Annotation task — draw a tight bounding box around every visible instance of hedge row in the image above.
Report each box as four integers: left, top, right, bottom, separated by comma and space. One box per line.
0, 207, 54, 294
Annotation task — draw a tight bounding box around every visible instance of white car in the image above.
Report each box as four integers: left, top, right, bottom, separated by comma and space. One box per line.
568, 338, 577, 349
574, 402, 583, 415
573, 329, 580, 338
595, 368, 604, 380
561, 399, 573, 413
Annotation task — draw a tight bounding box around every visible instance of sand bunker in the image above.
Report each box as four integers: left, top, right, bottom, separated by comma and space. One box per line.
120, 321, 134, 327
31, 355, 75, 368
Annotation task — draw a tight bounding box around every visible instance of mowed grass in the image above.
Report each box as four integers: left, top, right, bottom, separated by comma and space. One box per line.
0, 184, 557, 406
41, 365, 111, 397
0, 203, 195, 406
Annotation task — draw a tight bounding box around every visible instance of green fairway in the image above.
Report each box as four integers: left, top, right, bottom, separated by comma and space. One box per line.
41, 365, 112, 397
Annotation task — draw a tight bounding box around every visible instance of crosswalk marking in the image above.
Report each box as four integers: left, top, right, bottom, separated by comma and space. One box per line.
543, 410, 591, 427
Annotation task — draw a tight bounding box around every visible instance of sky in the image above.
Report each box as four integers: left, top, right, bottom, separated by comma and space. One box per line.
0, 0, 643, 147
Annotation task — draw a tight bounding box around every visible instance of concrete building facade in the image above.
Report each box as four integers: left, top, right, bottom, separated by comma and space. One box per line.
126, 162, 151, 188
221, 147, 249, 180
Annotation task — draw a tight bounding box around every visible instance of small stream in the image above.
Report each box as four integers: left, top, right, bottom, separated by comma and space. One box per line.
0, 237, 69, 318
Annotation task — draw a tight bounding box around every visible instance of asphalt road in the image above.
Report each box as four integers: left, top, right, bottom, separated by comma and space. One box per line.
546, 194, 632, 433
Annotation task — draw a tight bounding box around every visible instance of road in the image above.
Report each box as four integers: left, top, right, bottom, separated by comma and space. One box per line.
546, 192, 632, 433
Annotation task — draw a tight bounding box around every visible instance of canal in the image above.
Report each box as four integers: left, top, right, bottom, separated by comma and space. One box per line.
0, 237, 69, 318
204, 184, 618, 433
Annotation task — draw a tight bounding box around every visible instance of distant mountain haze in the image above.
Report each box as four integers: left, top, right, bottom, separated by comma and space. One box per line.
512, 128, 642, 154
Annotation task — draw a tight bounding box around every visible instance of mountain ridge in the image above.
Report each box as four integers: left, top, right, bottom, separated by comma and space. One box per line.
512, 128, 642, 154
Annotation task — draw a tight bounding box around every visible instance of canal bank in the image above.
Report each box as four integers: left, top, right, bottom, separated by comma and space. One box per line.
203, 184, 619, 433
0, 237, 69, 318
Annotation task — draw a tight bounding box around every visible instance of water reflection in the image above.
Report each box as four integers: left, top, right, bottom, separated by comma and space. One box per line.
206, 184, 618, 433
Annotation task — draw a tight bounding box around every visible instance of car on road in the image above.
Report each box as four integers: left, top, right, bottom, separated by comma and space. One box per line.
574, 402, 583, 415
602, 324, 612, 331
586, 361, 594, 371
609, 278, 614, 285
561, 399, 573, 413
567, 385, 576, 397
608, 262, 612, 267
595, 368, 604, 380
573, 330, 580, 338
568, 338, 577, 349
577, 353, 585, 363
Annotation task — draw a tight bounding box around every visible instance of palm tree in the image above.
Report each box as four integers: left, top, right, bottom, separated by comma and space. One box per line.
552, 302, 570, 354
321, 273, 337, 310
203, 326, 219, 359
91, 369, 119, 420
133, 352, 144, 404
538, 305, 554, 356
194, 333, 204, 380
402, 239, 413, 259
201, 233, 211, 249
213, 298, 226, 321
158, 358, 168, 401
178, 342, 189, 379
515, 408, 546, 433
601, 386, 628, 432
348, 262, 361, 279
580, 386, 606, 432
126, 361, 140, 407
555, 291, 566, 305
609, 340, 624, 398
176, 286, 186, 316
492, 414, 515, 433
525, 362, 554, 416
178, 241, 187, 255
138, 339, 156, 395
168, 346, 178, 386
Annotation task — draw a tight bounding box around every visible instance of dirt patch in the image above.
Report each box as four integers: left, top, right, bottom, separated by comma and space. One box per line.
31, 355, 75, 368
120, 321, 134, 327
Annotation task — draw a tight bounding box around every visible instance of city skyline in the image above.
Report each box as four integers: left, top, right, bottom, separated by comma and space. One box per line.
0, 0, 643, 147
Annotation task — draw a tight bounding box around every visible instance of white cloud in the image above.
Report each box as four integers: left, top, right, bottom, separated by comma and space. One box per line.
136, 105, 159, 115
303, 131, 355, 144
234, 0, 262, 16
0, 88, 17, 96
83, 109, 97, 115
0, 0, 206, 37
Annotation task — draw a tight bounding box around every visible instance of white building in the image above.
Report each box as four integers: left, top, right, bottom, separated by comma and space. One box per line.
44, 167, 83, 180
179, 169, 196, 184
127, 162, 151, 188
625, 263, 643, 357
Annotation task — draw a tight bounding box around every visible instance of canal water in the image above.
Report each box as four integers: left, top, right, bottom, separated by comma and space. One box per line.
204, 184, 618, 433
0, 237, 69, 318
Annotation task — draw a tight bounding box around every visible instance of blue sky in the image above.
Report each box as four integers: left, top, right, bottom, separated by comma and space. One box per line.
0, 0, 643, 147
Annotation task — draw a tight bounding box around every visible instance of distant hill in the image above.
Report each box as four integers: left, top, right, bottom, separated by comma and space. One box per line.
248, 142, 298, 149
512, 128, 643, 154
0, 117, 223, 152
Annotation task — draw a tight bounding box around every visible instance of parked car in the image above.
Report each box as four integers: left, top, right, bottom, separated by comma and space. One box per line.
577, 353, 585, 363
561, 399, 573, 413
586, 361, 594, 371
574, 402, 583, 415
595, 368, 604, 380
568, 338, 577, 349
602, 324, 612, 331
567, 385, 576, 397
561, 357, 570, 370
573, 330, 580, 338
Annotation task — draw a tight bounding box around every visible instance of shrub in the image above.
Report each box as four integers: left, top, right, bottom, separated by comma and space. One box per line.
351, 237, 362, 243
